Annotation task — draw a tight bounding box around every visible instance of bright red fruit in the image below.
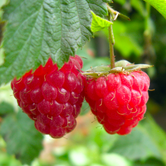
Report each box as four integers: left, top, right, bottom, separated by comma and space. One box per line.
11, 55, 84, 138
84, 70, 150, 135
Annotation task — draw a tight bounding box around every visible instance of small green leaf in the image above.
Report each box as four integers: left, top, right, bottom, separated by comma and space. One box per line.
144, 0, 166, 19
91, 11, 113, 33
0, 110, 43, 164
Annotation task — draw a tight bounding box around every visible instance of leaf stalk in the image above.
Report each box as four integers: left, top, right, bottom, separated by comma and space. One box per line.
107, 4, 130, 21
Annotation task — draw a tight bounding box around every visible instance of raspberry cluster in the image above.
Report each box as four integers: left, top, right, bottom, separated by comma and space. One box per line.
84, 71, 150, 135
11, 55, 84, 138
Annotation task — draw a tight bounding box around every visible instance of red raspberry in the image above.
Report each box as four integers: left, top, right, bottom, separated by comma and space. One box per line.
11, 55, 84, 138
84, 70, 150, 135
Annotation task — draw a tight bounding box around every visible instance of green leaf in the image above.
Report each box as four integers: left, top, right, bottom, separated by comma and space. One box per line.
0, 0, 108, 85
87, 0, 108, 17
91, 11, 112, 33
109, 127, 162, 160
0, 110, 43, 164
144, 0, 166, 19
0, 102, 14, 116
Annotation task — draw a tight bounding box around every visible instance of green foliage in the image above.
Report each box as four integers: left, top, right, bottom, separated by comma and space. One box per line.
80, 99, 90, 116
144, 0, 166, 19
0, 0, 7, 8
51, 114, 166, 165
109, 127, 161, 160
0, 0, 166, 165
0, 0, 108, 85
76, 48, 110, 70
103, 0, 113, 3
102, 20, 143, 58
115, 0, 166, 19
52, 123, 118, 166
113, 21, 143, 57
141, 114, 166, 162
0, 136, 22, 165
107, 114, 166, 164
0, 0, 7, 20
91, 11, 112, 33
0, 152, 22, 166
130, 0, 146, 17
87, 0, 108, 17
114, 0, 126, 5
0, 101, 14, 115
0, 107, 43, 164
134, 158, 165, 166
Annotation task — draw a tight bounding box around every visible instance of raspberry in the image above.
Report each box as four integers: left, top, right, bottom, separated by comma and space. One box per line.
11, 55, 84, 138
84, 70, 150, 135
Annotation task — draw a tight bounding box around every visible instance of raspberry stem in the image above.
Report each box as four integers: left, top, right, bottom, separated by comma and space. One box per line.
107, 4, 130, 69
108, 11, 115, 69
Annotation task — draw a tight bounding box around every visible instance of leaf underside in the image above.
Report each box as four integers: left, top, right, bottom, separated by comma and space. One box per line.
0, 0, 108, 85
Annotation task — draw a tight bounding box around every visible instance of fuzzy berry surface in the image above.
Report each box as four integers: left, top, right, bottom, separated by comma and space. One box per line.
11, 55, 84, 138
84, 70, 150, 135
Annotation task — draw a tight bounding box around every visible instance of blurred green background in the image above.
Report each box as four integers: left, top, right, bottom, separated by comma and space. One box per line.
1, 0, 166, 166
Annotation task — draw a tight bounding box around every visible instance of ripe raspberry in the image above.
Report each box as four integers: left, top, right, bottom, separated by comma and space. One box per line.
84, 70, 150, 135
11, 55, 84, 138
